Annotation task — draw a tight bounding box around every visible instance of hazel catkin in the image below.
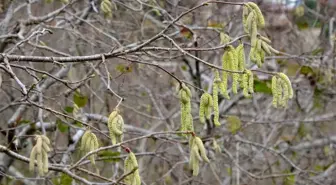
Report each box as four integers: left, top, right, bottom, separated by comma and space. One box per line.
199, 92, 213, 124
247, 2, 265, 28
29, 135, 51, 176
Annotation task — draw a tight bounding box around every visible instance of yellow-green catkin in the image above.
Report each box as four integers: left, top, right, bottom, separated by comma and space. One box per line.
280, 81, 289, 107
237, 43, 245, 71
190, 146, 200, 176
80, 130, 99, 166
256, 38, 262, 51
179, 83, 193, 133
268, 46, 280, 54
231, 48, 239, 94
261, 41, 271, 55
186, 113, 194, 132
124, 154, 133, 185
81, 130, 91, 151
108, 110, 124, 145
42, 151, 49, 174
220, 32, 231, 45
271, 76, 278, 108
250, 47, 262, 67
250, 17, 258, 48
100, 0, 112, 18
245, 9, 255, 34
247, 2, 265, 28
37, 153, 43, 176
242, 5, 251, 33
213, 71, 221, 127
259, 48, 265, 63
194, 137, 210, 163
199, 92, 213, 124
237, 43, 245, 88
278, 73, 293, 99
124, 152, 141, 185
260, 36, 271, 44
212, 138, 221, 153
29, 146, 37, 172
247, 70, 254, 94
189, 136, 210, 176
242, 72, 249, 98
29, 135, 51, 176
276, 77, 283, 106
221, 49, 230, 99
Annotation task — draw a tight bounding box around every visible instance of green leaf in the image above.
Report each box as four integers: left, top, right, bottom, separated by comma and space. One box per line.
227, 116, 241, 134
323, 146, 331, 156
73, 91, 88, 108
285, 62, 300, 77
181, 65, 188, 71
152, 9, 161, 16
300, 65, 316, 77
297, 123, 307, 138
115, 64, 132, 73
313, 165, 324, 172
64, 106, 74, 114
284, 173, 296, 185
98, 151, 121, 162
18, 120, 31, 124
254, 80, 272, 94
226, 167, 232, 176
295, 19, 309, 30
60, 173, 72, 185
180, 26, 193, 39
56, 119, 69, 133
74, 121, 83, 128
208, 21, 224, 29
313, 88, 323, 109
291, 151, 297, 160
311, 48, 324, 56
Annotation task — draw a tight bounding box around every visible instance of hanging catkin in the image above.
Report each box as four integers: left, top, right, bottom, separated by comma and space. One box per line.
189, 136, 210, 176
108, 110, 124, 145
247, 2, 265, 28
271, 76, 278, 107
270, 73, 294, 108
230, 47, 239, 94
80, 130, 99, 165
213, 70, 221, 127
237, 43, 246, 88
242, 72, 250, 98
242, 70, 254, 98
29, 135, 51, 176
221, 48, 230, 99
124, 152, 141, 185
100, 0, 112, 18
179, 83, 193, 133
199, 92, 213, 124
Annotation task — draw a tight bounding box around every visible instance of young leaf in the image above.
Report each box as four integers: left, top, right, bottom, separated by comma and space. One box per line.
227, 116, 241, 134
73, 91, 88, 107
56, 119, 69, 133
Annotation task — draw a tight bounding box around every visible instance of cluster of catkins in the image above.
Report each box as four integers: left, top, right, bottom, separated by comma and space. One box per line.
177, 1, 296, 177
81, 130, 100, 165
243, 2, 279, 67
242, 2, 293, 106
124, 151, 141, 185
108, 110, 124, 145
29, 135, 51, 176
